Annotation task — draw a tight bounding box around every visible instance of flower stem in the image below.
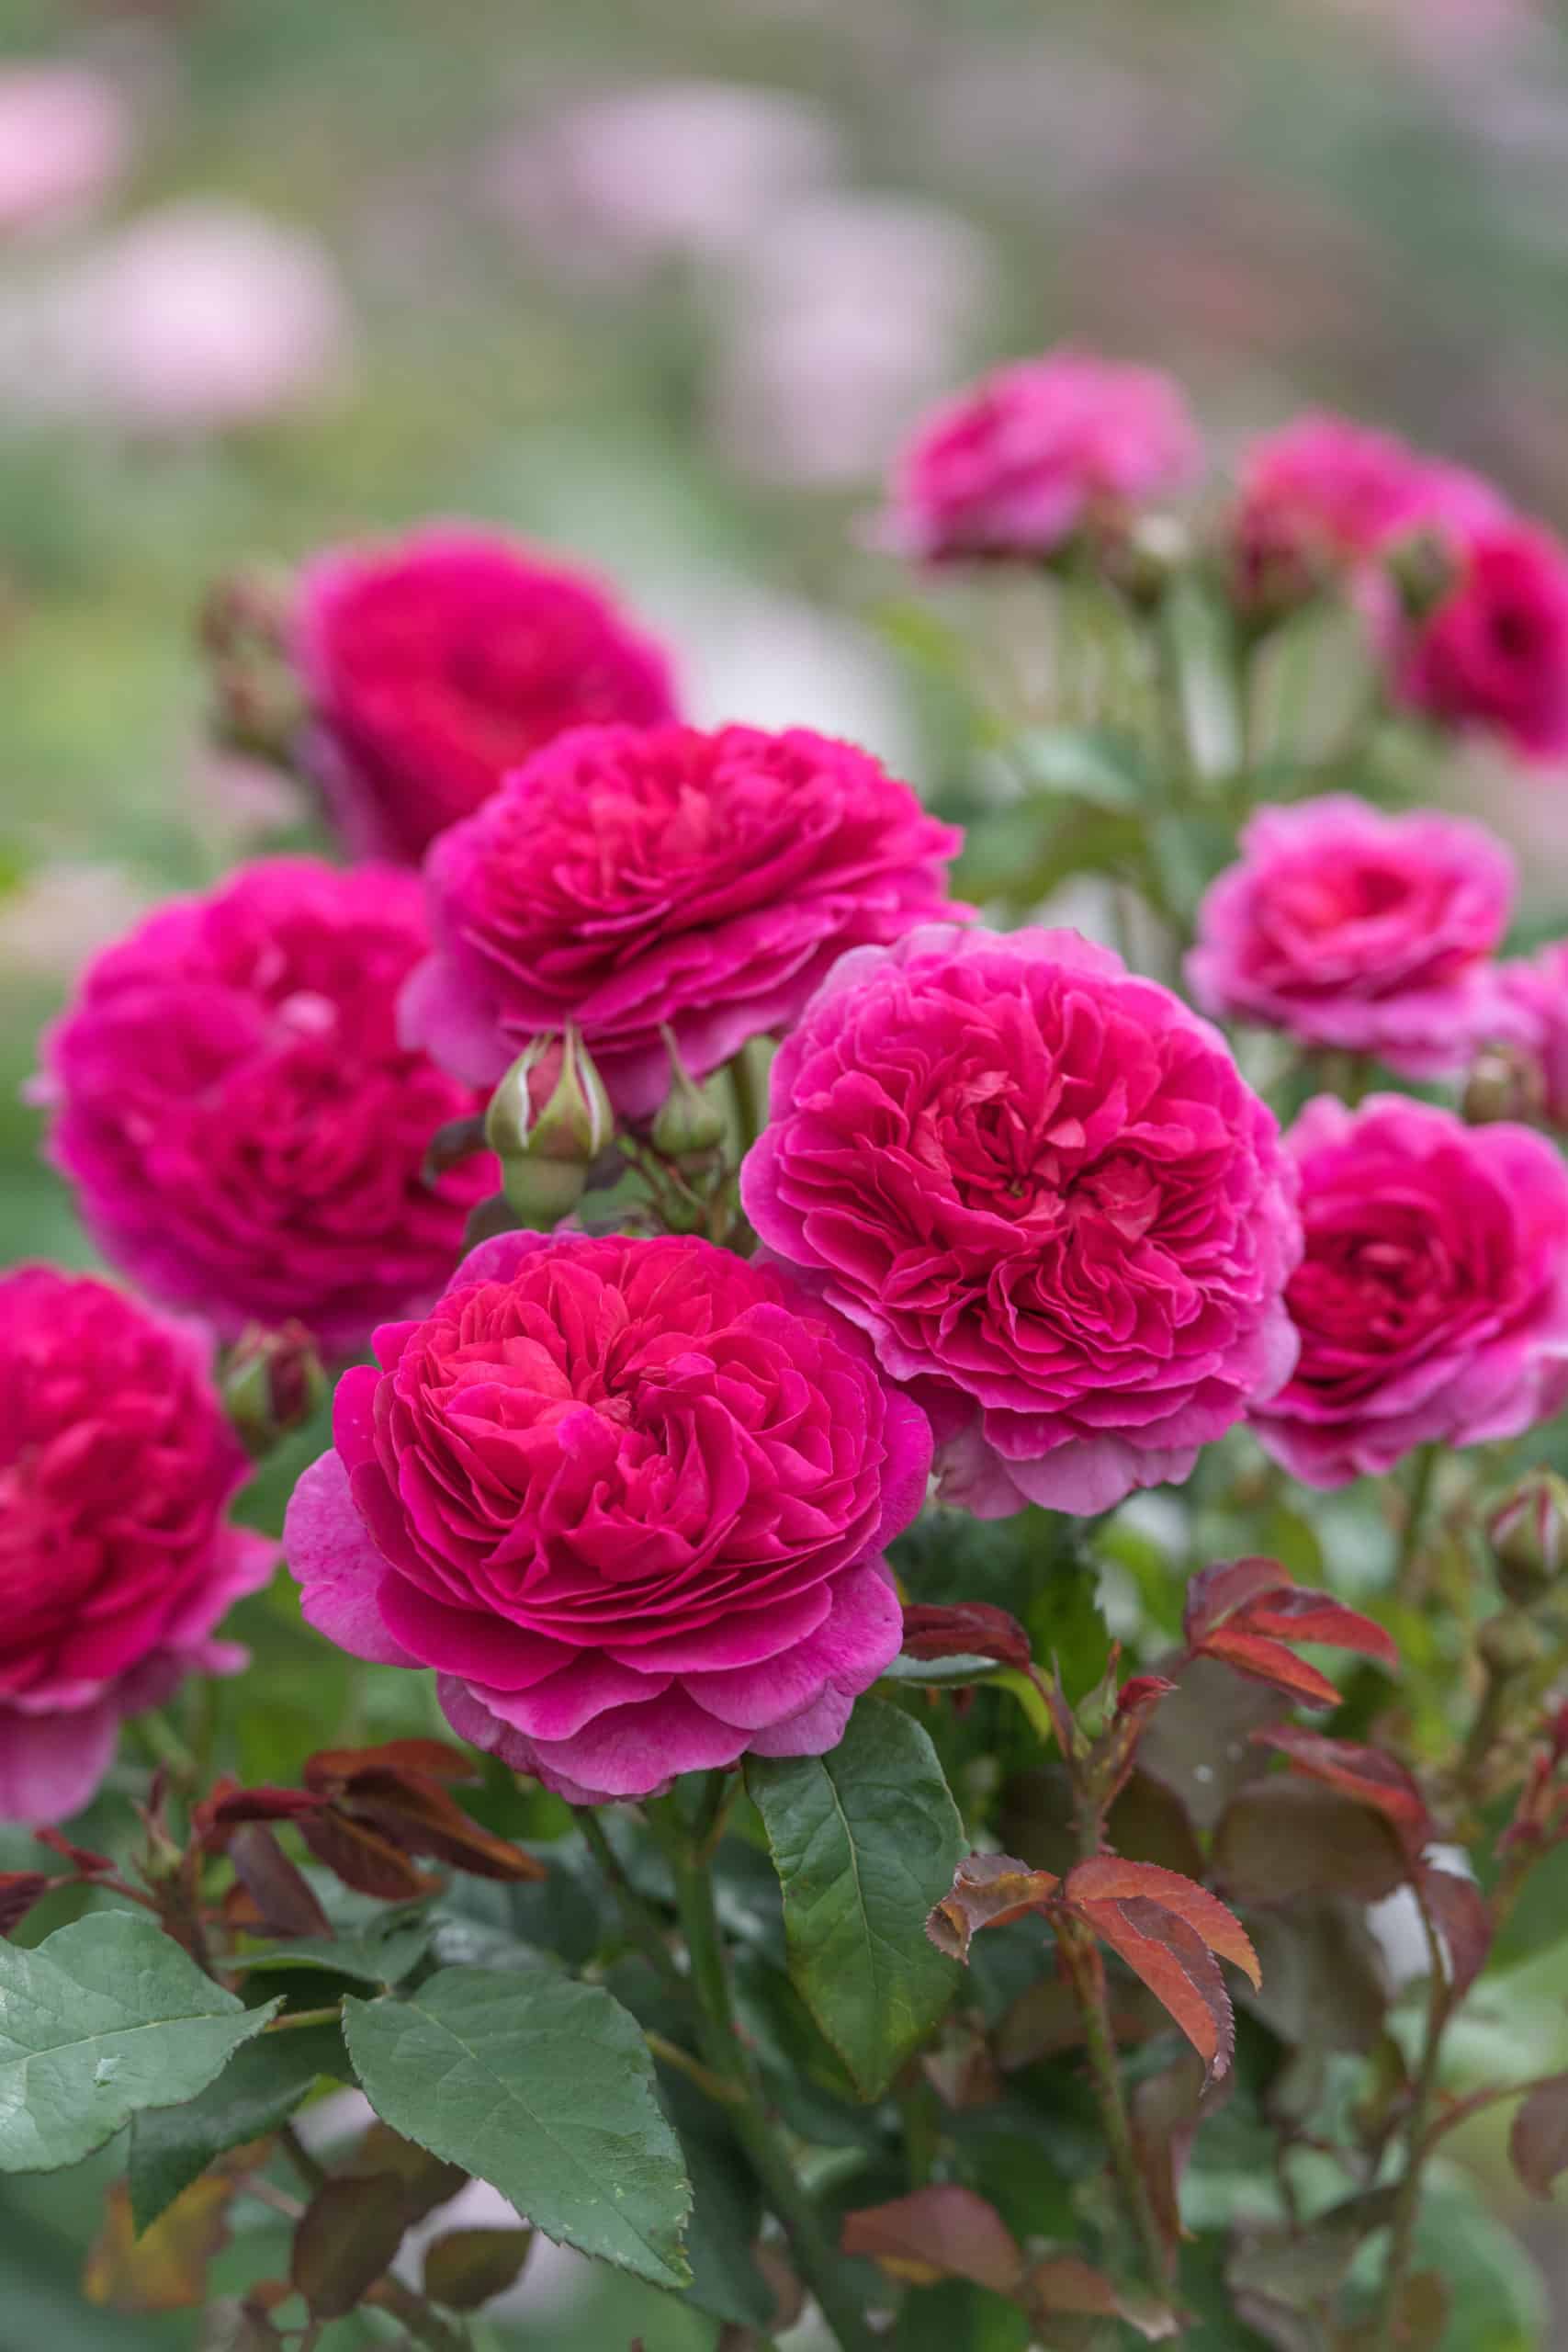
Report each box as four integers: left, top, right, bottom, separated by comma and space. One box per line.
1057, 1917, 1173, 2293
728, 1043, 768, 1158
1394, 1443, 1441, 1605
1370, 1898, 1450, 2349
652, 1808, 878, 2352
578, 1806, 686, 1997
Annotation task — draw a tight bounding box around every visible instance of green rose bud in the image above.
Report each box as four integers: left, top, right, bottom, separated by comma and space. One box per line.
484, 1027, 615, 1228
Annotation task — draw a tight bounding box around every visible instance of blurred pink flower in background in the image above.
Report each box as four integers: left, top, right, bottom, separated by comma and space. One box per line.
0, 63, 130, 237
484, 79, 842, 277
1393, 518, 1568, 763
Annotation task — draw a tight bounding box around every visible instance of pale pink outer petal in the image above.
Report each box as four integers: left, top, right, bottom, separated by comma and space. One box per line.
0, 1699, 121, 1825
283, 1449, 420, 1668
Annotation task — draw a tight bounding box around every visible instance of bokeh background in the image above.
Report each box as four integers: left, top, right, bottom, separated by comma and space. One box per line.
7, 0, 1568, 2344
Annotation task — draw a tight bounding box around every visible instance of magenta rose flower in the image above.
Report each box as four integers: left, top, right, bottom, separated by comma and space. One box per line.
40, 857, 494, 1356
1393, 519, 1568, 762
295, 526, 678, 864
283, 1231, 930, 1804
1251, 1094, 1568, 1487
1232, 412, 1503, 612
881, 346, 1201, 562
0, 1266, 274, 1822
741, 923, 1301, 1518
1187, 795, 1520, 1079
401, 720, 964, 1121
1500, 942, 1568, 1125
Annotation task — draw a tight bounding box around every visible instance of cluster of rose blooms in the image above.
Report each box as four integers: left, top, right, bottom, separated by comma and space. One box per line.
11, 345, 1568, 1828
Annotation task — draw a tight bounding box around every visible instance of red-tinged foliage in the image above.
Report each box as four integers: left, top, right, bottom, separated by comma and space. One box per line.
1061, 1857, 1261, 1988
303, 1740, 481, 1789
31, 1827, 118, 1875
1182, 1558, 1397, 1710
900, 1601, 1034, 1671
303, 1746, 544, 1885
1251, 1726, 1431, 1857
1501, 1705, 1568, 1857
1024, 2254, 1182, 2340
225, 1823, 333, 1940
1131, 2056, 1214, 2261
1510, 2075, 1568, 2198
1117, 1675, 1179, 1720
926, 1853, 1059, 1961
1070, 1895, 1236, 2084
1418, 1863, 1492, 1999
210, 1787, 329, 1826
297, 1808, 444, 1905
0, 1871, 60, 1937
840, 2187, 1024, 2292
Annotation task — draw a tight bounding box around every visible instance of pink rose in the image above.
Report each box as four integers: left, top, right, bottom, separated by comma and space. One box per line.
295, 527, 678, 864
401, 721, 964, 1121
0, 65, 129, 237
1498, 943, 1568, 1125
283, 1232, 930, 1804
881, 346, 1201, 561
1251, 1094, 1568, 1487
740, 923, 1301, 1518
1393, 519, 1568, 763
1188, 794, 1520, 1079
1232, 412, 1503, 612
41, 857, 493, 1357
0, 1266, 274, 1822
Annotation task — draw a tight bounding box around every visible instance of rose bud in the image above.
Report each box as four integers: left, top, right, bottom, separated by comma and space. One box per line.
1463, 1042, 1547, 1129
484, 1026, 615, 1227
1486, 1471, 1568, 1606
223, 1320, 330, 1458
649, 1028, 728, 1164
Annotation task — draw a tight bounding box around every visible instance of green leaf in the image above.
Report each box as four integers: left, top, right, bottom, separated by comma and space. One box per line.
0, 1912, 281, 2175
343, 1967, 692, 2289
746, 1697, 965, 2098
128, 2018, 346, 2234
879, 1652, 1010, 1690
232, 1909, 433, 1986
1009, 724, 1149, 808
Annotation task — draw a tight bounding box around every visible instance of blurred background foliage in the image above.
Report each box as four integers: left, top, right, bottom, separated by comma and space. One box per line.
8, 0, 1568, 2343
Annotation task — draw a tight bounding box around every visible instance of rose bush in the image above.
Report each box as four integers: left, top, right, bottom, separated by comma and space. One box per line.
742, 922, 1301, 1515
0, 1266, 273, 1821
283, 1229, 929, 1802
402, 718, 963, 1118
296, 526, 678, 862
40, 855, 492, 1355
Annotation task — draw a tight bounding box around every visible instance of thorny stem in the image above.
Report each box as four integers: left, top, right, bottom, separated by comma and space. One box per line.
1393, 1443, 1441, 1606
1370, 1895, 1451, 2351
1056, 1918, 1173, 2292
648, 1804, 879, 2352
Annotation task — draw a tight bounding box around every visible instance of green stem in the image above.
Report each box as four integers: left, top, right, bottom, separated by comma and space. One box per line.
653, 1809, 879, 2352
366, 2274, 469, 2352
728, 1044, 768, 1157
1394, 1444, 1441, 1605
1058, 1917, 1172, 2292
126, 1708, 200, 1788
578, 1808, 686, 1996
1370, 1901, 1450, 2351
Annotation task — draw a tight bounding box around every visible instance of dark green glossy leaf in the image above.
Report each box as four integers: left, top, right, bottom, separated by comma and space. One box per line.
129, 2018, 346, 2233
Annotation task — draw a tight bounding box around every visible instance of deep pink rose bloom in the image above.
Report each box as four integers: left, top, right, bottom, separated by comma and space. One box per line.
41, 857, 493, 1356
1232, 413, 1504, 611
295, 527, 678, 864
1188, 795, 1520, 1079
402, 721, 964, 1121
741, 923, 1301, 1518
0, 1267, 274, 1822
283, 1231, 929, 1804
1393, 520, 1568, 762
1498, 943, 1568, 1124
1251, 1094, 1568, 1487
882, 347, 1201, 562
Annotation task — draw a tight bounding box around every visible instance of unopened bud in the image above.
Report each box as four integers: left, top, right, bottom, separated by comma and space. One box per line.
1486, 1471, 1568, 1606
1096, 511, 1191, 610
649, 1028, 727, 1163
1382, 527, 1457, 625
1464, 1044, 1546, 1128
484, 1028, 615, 1228
224, 1320, 329, 1457
1478, 1609, 1546, 1679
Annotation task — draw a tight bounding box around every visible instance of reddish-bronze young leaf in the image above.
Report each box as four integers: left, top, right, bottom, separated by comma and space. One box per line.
423, 2226, 535, 2312
1236, 1587, 1398, 1668
1131, 2054, 1214, 2261
1069, 1894, 1238, 2085
331, 1774, 544, 1884
1509, 2074, 1568, 2198
1024, 2254, 1182, 2340
840, 2187, 1024, 2293
1183, 1558, 1290, 1644
226, 1823, 334, 1940
1251, 1727, 1431, 1858
1418, 1864, 1492, 1999
304, 1739, 481, 1791
1190, 1629, 1345, 1710
900, 1601, 1034, 1671
31, 1826, 117, 1875
1061, 1858, 1260, 1988
291, 2173, 411, 2318
297, 1808, 442, 1903
1116, 1675, 1179, 1721
926, 1852, 1059, 1962
209, 1786, 328, 1826
1183, 1559, 1397, 1709
0, 1871, 59, 1937
85, 2175, 235, 2313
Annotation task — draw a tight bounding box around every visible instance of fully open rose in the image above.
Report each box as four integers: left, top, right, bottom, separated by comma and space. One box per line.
295, 525, 678, 864
741, 922, 1301, 1517
1188, 795, 1519, 1078
401, 719, 963, 1120
283, 1231, 931, 1804
0, 1266, 274, 1822
1251, 1093, 1568, 1486
40, 856, 493, 1356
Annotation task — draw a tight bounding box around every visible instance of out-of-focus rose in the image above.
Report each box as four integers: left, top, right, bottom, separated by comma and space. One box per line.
0, 1266, 274, 1821
1393, 520, 1568, 763
741, 922, 1301, 1518
401, 721, 964, 1122
1231, 412, 1504, 615
0, 65, 129, 237
40, 857, 493, 1357
294, 527, 679, 865
1188, 794, 1520, 1079
880, 345, 1201, 562
1498, 942, 1568, 1125
1251, 1094, 1568, 1487
65, 198, 350, 434
283, 1231, 930, 1804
